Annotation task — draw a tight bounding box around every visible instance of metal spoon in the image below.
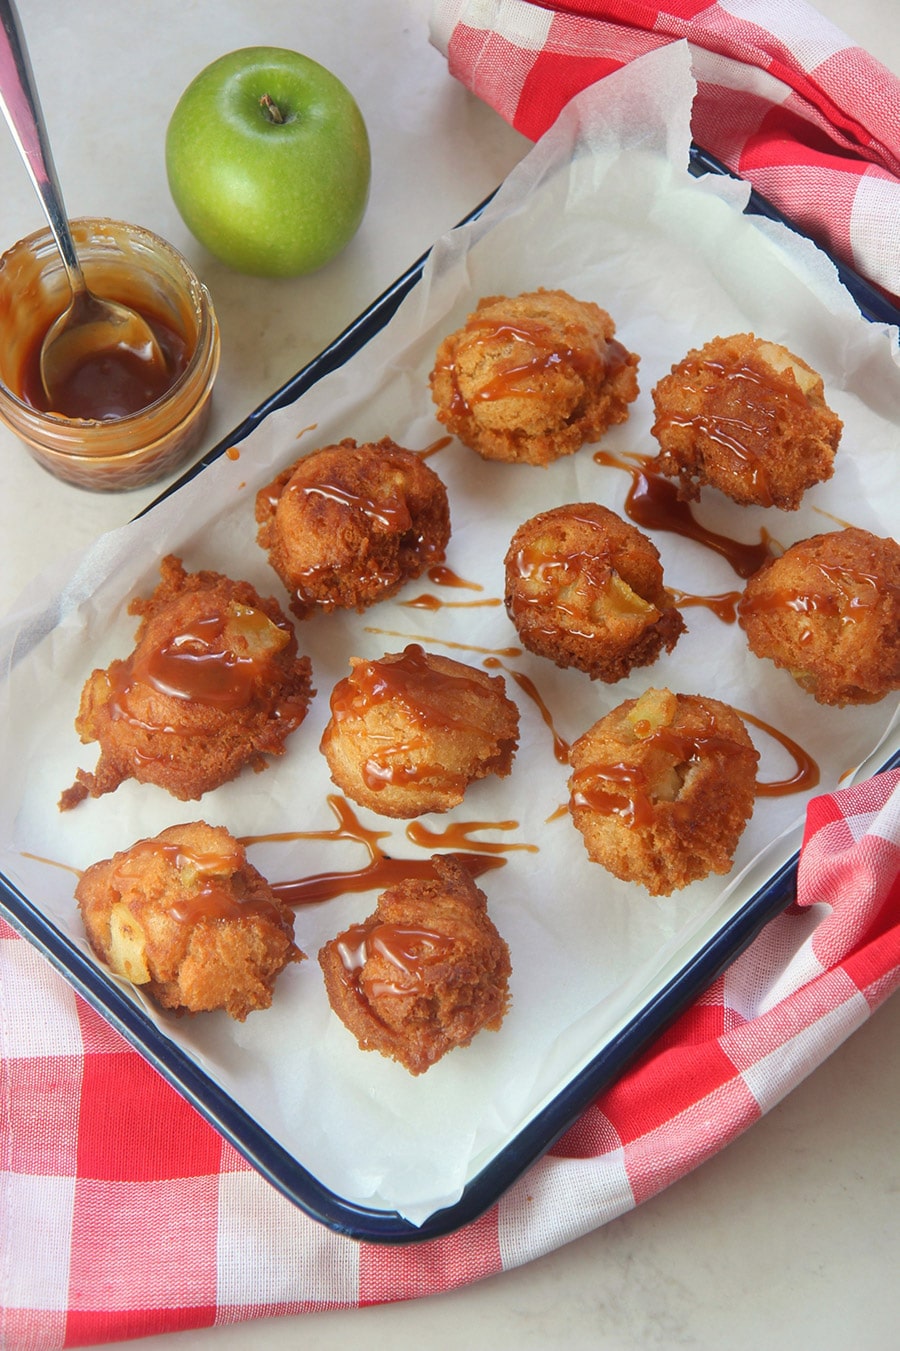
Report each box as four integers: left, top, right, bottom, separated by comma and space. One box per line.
0, 0, 165, 409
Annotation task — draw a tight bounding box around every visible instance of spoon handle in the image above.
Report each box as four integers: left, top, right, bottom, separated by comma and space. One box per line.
0, 0, 85, 297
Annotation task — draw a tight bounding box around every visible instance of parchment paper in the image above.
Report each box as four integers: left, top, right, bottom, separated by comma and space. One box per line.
1, 43, 898, 1225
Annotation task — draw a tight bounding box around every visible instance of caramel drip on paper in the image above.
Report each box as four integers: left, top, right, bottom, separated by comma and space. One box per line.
364, 626, 522, 660
242, 795, 508, 906
594, 448, 773, 579
406, 818, 538, 855
483, 656, 570, 766
738, 709, 820, 796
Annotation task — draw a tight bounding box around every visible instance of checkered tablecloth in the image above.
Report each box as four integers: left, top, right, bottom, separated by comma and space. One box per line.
3, 3, 900, 1346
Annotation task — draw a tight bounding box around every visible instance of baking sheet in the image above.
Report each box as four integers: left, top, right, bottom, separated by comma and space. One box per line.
1, 42, 899, 1230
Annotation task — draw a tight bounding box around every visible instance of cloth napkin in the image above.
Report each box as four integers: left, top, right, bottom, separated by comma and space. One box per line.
4, 4, 900, 1347
431, 0, 900, 303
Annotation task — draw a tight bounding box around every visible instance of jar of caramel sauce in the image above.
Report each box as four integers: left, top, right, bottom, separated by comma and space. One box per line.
0, 217, 219, 490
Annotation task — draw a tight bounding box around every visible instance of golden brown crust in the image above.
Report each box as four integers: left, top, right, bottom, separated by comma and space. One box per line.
738, 527, 900, 705
504, 503, 685, 680
568, 688, 758, 896
429, 288, 639, 466
255, 437, 451, 619
75, 821, 303, 1020
650, 332, 842, 509
318, 854, 511, 1074
319, 644, 520, 818
59, 555, 313, 808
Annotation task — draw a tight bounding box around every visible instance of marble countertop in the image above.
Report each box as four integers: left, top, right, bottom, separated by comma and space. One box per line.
1, 2, 897, 1347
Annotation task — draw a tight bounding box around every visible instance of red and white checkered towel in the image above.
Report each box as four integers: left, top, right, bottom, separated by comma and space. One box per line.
431, 0, 900, 302
4, 769, 899, 1347
3, 3, 900, 1346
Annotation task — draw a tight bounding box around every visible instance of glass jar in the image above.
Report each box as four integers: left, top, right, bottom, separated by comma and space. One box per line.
0, 217, 220, 491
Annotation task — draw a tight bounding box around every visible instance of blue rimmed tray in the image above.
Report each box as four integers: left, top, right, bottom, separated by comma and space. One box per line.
1, 143, 898, 1244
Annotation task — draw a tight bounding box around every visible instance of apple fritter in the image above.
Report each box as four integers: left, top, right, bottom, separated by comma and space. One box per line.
505, 503, 685, 681
651, 333, 842, 509
59, 554, 313, 808
738, 526, 900, 705
76, 821, 303, 1020
319, 854, 510, 1074
255, 436, 450, 619
429, 288, 639, 466
568, 688, 758, 896
320, 643, 520, 818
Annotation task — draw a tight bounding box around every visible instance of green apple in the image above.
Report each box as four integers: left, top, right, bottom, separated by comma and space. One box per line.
165, 47, 371, 277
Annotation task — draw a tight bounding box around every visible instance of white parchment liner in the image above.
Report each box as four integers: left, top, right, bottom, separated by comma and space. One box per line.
2, 43, 899, 1225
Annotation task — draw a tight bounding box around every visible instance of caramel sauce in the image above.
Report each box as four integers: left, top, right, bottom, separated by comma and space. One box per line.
365, 626, 522, 661
335, 920, 455, 999
738, 709, 820, 796
327, 643, 501, 794
244, 793, 390, 855
273, 851, 505, 906
738, 558, 895, 625
125, 611, 257, 710
571, 760, 655, 829
299, 480, 412, 531
401, 594, 500, 611
21, 851, 82, 879
594, 449, 773, 579
112, 837, 285, 926
427, 565, 483, 591
507, 519, 656, 639
812, 505, 855, 530
329, 644, 470, 725
474, 329, 626, 402
406, 818, 539, 855
257, 471, 285, 512
427, 567, 475, 594
109, 604, 293, 725
438, 314, 627, 416
403, 564, 498, 610
508, 669, 570, 763
512, 525, 605, 590
242, 795, 508, 907
20, 306, 189, 421
417, 435, 452, 459
484, 658, 570, 765
671, 588, 742, 624
650, 358, 809, 507
572, 703, 819, 816
360, 750, 456, 794
571, 709, 750, 828
169, 886, 255, 925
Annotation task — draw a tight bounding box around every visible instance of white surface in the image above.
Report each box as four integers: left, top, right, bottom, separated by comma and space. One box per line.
0, 1, 898, 1347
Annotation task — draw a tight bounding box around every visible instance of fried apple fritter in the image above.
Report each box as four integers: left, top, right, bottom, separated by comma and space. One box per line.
76, 822, 303, 1020
651, 333, 842, 509
59, 555, 313, 808
429, 288, 639, 466
320, 643, 520, 818
319, 854, 511, 1074
568, 688, 758, 896
504, 503, 685, 680
738, 526, 900, 705
255, 437, 450, 619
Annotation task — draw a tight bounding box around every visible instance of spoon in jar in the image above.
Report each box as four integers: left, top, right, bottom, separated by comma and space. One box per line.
0, 0, 166, 411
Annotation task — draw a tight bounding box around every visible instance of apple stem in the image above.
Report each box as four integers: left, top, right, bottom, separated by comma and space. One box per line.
259, 93, 286, 124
